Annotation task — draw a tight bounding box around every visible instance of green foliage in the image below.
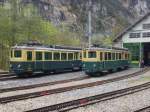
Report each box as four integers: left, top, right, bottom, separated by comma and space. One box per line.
0, 1, 81, 70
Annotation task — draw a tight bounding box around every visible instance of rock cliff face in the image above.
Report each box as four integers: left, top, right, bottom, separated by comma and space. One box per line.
31, 0, 150, 35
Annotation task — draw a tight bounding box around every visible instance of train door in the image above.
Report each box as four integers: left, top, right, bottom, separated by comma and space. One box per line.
26, 51, 34, 72
103, 52, 108, 70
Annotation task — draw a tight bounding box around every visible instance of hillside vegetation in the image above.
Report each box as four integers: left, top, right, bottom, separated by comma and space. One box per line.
0, 0, 81, 70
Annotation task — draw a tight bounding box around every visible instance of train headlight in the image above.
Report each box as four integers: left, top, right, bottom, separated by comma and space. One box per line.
9, 64, 12, 68
83, 64, 85, 67
17, 64, 21, 68
93, 64, 96, 67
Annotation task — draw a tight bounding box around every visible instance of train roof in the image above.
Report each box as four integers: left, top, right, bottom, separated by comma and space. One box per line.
84, 46, 129, 52
11, 45, 82, 52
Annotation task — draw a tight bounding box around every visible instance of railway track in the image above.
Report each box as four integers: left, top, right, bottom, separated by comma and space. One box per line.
0, 76, 89, 93
134, 106, 150, 112
0, 71, 9, 75
0, 75, 17, 81
0, 74, 14, 78
0, 68, 149, 104
26, 81, 150, 112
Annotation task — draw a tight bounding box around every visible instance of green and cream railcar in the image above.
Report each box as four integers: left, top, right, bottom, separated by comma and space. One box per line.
10, 45, 82, 77
82, 47, 130, 76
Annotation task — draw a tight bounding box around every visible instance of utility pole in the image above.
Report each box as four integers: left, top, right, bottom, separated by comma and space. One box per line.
88, 0, 92, 48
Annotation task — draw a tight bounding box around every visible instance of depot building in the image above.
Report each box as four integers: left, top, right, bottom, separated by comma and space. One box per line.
113, 12, 150, 67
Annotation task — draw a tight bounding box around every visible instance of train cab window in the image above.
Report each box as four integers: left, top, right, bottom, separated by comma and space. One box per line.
45, 52, 52, 60
100, 52, 103, 61
108, 52, 111, 60
14, 50, 22, 58
74, 52, 78, 60
105, 52, 108, 60
88, 51, 96, 58
27, 51, 32, 61
54, 52, 60, 60
68, 53, 73, 60
36, 52, 43, 60
61, 53, 67, 60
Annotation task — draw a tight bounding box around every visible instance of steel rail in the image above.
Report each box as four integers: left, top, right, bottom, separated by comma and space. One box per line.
0, 68, 149, 104
0, 76, 89, 93
26, 82, 150, 112
0, 76, 17, 81
0, 74, 15, 78
134, 106, 150, 112
0, 71, 9, 74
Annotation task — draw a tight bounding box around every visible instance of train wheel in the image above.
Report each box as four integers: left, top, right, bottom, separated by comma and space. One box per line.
108, 69, 113, 73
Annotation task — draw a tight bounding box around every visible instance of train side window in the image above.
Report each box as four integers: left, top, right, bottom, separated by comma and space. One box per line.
108, 52, 111, 60
27, 51, 32, 61
74, 52, 78, 60
88, 51, 96, 58
61, 53, 67, 60
14, 50, 22, 58
45, 52, 52, 60
100, 52, 103, 61
36, 52, 43, 60
80, 53, 82, 59
112, 53, 115, 60
105, 52, 107, 60
116, 53, 118, 60
54, 52, 60, 60
83, 51, 86, 58
119, 53, 121, 60
68, 53, 73, 60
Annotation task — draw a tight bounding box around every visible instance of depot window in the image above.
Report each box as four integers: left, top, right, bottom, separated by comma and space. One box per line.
14, 50, 22, 58
143, 32, 150, 38
129, 33, 140, 38
143, 24, 150, 29
88, 51, 96, 58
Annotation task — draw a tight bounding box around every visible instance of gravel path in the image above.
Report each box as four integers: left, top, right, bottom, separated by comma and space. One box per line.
0, 68, 149, 112
0, 69, 141, 97
69, 88, 150, 112
0, 68, 140, 89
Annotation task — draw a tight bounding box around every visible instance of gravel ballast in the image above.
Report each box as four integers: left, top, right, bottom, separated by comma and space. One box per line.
0, 69, 150, 112
0, 68, 140, 89
69, 88, 150, 112
0, 69, 141, 97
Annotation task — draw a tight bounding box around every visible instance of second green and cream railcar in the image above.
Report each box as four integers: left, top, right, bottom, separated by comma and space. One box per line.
82, 47, 130, 76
